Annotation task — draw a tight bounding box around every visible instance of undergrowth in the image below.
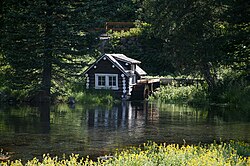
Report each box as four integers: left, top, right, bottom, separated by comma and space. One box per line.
150, 84, 208, 105
72, 89, 118, 106
1, 141, 249, 166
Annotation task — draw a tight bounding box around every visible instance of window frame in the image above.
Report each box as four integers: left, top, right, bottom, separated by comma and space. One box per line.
97, 75, 106, 87
95, 73, 119, 90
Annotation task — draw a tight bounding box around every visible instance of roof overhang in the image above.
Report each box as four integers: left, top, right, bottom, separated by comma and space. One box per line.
83, 54, 130, 77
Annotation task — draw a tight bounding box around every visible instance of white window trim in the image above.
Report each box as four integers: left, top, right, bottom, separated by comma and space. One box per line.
95, 73, 119, 90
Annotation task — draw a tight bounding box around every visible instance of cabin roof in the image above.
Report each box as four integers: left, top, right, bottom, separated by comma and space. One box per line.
136, 65, 147, 76
84, 54, 146, 77
107, 54, 141, 64
105, 54, 128, 76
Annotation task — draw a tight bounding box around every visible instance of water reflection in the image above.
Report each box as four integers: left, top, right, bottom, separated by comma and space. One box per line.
0, 101, 249, 161
86, 101, 159, 130
39, 103, 50, 134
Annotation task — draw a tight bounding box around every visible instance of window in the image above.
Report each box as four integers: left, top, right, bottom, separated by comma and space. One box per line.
95, 74, 118, 90
109, 76, 117, 87
98, 76, 105, 86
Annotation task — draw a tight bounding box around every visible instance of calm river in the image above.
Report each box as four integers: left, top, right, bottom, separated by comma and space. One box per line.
0, 101, 250, 161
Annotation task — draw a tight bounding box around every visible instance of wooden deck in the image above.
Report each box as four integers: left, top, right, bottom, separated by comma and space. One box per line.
130, 78, 204, 100
130, 78, 160, 100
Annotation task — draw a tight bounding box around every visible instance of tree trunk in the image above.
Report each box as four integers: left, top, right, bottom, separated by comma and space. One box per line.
41, 0, 53, 101
41, 54, 52, 99
201, 62, 217, 92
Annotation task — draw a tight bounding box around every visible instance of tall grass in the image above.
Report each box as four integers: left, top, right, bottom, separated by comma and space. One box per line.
72, 89, 117, 106
150, 84, 208, 105
1, 141, 249, 165
150, 77, 250, 110
217, 78, 250, 111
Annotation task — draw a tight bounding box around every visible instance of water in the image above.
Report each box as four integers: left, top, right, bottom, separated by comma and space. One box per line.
0, 101, 250, 161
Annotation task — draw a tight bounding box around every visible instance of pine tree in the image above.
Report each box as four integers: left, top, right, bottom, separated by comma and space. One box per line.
1, 0, 99, 101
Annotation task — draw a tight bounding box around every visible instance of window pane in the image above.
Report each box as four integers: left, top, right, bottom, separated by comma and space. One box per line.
109, 76, 112, 86
101, 76, 105, 86
108, 76, 117, 87
112, 76, 116, 86
98, 76, 105, 86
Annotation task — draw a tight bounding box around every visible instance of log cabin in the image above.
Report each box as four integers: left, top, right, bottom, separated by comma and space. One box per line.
83, 54, 147, 99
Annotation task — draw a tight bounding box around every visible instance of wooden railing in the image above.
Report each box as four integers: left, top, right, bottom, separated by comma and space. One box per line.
95, 22, 135, 32
105, 22, 134, 31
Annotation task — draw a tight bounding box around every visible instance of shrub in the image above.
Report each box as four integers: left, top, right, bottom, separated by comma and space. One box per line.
213, 72, 250, 110
106, 142, 250, 166
150, 84, 208, 105
1, 141, 249, 166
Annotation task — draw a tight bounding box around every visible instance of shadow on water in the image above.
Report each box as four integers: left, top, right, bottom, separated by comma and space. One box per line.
39, 103, 50, 134
0, 101, 249, 161
207, 106, 250, 123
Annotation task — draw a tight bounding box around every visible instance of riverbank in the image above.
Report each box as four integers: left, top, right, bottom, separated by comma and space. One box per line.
0, 89, 119, 107
1, 141, 250, 165
69, 89, 119, 106
150, 81, 250, 111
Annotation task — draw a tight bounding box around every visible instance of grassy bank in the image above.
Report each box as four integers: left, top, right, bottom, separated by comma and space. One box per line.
150, 79, 250, 111
70, 89, 118, 106
150, 84, 208, 105
1, 141, 250, 165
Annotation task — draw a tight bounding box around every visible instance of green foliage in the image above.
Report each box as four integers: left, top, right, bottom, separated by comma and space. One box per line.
84, 0, 139, 24
141, 0, 226, 74
211, 71, 250, 110
1, 142, 249, 165
0, 0, 99, 100
140, 0, 249, 91
1, 0, 249, 105
72, 90, 117, 106
150, 85, 208, 105
222, 0, 250, 76
0, 0, 142, 102
109, 22, 150, 39
106, 141, 250, 166
229, 141, 250, 157
150, 73, 250, 109
107, 23, 174, 75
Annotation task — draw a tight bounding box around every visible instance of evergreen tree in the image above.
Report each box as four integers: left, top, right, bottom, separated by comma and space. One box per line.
1, 0, 99, 100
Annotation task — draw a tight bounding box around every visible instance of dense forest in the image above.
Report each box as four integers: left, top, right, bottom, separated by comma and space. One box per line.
0, 0, 249, 106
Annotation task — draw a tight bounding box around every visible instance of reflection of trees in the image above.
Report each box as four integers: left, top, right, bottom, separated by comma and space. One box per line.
0, 104, 51, 134
207, 106, 250, 123
39, 103, 50, 134
158, 104, 209, 125
0, 106, 40, 133
0, 102, 249, 160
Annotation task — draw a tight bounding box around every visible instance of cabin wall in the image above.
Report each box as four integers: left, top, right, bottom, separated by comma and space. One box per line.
85, 57, 130, 98
115, 60, 139, 84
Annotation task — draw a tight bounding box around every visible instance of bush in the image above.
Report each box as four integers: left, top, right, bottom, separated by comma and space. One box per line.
1, 141, 249, 166
213, 72, 250, 110
106, 141, 250, 166
150, 84, 208, 105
